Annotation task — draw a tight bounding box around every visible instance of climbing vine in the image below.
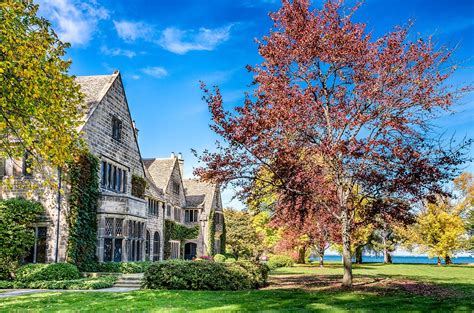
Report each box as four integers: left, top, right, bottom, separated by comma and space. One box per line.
66, 152, 99, 271
220, 216, 226, 254
164, 220, 199, 259
131, 174, 147, 199
207, 210, 216, 256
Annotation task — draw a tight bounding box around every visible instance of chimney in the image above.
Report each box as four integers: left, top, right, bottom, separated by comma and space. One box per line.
132, 120, 139, 138
177, 152, 184, 177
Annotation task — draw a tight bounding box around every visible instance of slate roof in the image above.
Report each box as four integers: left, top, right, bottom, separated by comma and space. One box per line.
143, 158, 177, 191
144, 165, 164, 200
183, 179, 217, 211
74, 73, 118, 129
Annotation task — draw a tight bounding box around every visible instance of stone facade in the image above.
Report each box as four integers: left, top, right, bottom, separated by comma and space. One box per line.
0, 70, 224, 264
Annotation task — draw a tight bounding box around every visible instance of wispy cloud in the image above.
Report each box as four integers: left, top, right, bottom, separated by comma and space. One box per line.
131, 75, 141, 80
141, 67, 168, 78
159, 25, 232, 54
113, 20, 153, 41
100, 46, 136, 58
37, 0, 109, 45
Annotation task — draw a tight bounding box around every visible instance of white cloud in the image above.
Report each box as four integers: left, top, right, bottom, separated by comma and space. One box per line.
100, 46, 136, 58
141, 67, 168, 78
37, 0, 109, 45
113, 20, 153, 41
131, 75, 141, 80
159, 25, 232, 54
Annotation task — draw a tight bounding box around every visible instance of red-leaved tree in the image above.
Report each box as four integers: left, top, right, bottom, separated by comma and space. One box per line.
195, 0, 471, 287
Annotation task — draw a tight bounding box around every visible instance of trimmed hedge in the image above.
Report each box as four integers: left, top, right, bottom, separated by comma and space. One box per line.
15, 263, 80, 282
267, 255, 294, 270
95, 261, 152, 273
0, 276, 116, 290
143, 260, 268, 290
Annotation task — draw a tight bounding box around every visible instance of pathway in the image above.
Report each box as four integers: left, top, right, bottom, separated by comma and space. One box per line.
0, 273, 144, 298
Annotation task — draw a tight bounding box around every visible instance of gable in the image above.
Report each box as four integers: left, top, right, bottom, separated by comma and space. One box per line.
80, 72, 145, 177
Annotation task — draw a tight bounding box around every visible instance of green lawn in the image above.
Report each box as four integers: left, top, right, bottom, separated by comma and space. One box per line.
0, 263, 472, 312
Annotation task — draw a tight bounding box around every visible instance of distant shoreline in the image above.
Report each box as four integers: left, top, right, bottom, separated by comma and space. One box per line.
311, 255, 474, 264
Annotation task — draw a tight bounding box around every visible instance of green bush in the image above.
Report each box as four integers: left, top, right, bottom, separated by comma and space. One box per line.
0, 198, 44, 279
267, 255, 294, 270
224, 257, 236, 263
95, 261, 152, 273
0, 276, 116, 290
213, 254, 226, 263
143, 260, 268, 290
15, 263, 80, 282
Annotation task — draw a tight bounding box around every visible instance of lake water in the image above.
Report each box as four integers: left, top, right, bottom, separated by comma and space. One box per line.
311, 255, 474, 264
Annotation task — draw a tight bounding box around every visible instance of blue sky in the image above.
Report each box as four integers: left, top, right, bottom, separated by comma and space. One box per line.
36, 0, 473, 209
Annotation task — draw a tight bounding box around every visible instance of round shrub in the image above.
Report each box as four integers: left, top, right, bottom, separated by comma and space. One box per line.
267, 255, 294, 270
15, 263, 80, 282
143, 260, 268, 290
213, 254, 226, 263
224, 257, 236, 263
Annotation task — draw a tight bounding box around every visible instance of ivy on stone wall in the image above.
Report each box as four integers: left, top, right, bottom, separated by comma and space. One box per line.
131, 174, 147, 199
164, 220, 199, 259
66, 152, 99, 271
207, 210, 216, 256
220, 216, 226, 254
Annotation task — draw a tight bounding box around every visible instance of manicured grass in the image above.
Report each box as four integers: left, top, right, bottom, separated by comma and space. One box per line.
0, 263, 472, 312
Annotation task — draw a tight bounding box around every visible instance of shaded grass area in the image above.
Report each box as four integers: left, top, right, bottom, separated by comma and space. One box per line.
273, 263, 474, 294
0, 263, 472, 312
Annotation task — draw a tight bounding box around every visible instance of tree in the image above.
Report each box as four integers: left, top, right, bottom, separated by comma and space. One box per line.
0, 2, 84, 177
0, 198, 44, 279
453, 172, 474, 251
375, 199, 413, 263
411, 198, 466, 265
252, 211, 281, 254
195, 0, 470, 287
224, 208, 262, 259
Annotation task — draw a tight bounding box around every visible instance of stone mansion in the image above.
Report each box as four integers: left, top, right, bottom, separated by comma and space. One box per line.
0, 71, 225, 264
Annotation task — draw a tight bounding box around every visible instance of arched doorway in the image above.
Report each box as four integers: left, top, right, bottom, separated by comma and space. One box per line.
153, 232, 160, 261
184, 242, 197, 260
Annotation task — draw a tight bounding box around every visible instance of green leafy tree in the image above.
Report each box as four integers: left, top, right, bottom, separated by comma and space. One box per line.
411, 198, 466, 265
0, 198, 44, 279
224, 208, 262, 259
0, 2, 84, 176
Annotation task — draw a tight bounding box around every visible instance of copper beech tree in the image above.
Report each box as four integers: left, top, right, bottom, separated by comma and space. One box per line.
194, 0, 470, 287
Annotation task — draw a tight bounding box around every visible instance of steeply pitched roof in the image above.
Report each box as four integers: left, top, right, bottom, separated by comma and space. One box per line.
183, 179, 218, 211
144, 165, 164, 200
143, 158, 178, 191
75, 73, 118, 129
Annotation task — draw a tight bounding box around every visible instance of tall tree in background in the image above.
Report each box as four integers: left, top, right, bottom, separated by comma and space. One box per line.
0, 2, 84, 176
223, 208, 262, 259
196, 0, 470, 286
366, 198, 414, 263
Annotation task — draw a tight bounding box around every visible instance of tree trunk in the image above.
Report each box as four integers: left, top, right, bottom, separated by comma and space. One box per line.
355, 246, 363, 264
318, 246, 325, 267
341, 210, 352, 288
445, 255, 452, 265
297, 246, 306, 264
384, 250, 392, 264
437, 256, 441, 266
382, 227, 392, 264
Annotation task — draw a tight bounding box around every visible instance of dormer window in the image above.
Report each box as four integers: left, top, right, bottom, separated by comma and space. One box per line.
112, 116, 122, 141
